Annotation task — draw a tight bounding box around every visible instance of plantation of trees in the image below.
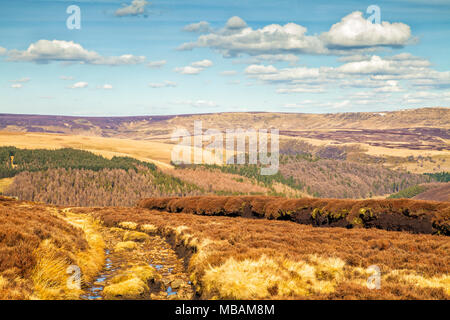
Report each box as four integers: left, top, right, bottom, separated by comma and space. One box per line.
387, 185, 428, 199
6, 168, 202, 207
2, 147, 202, 206
185, 156, 431, 199
2, 146, 442, 205
424, 172, 450, 182
0, 146, 157, 178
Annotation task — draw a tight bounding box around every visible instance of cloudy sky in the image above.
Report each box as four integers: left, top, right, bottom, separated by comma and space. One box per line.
0, 0, 449, 116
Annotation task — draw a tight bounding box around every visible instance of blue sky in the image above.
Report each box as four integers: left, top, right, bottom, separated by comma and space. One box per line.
0, 0, 449, 116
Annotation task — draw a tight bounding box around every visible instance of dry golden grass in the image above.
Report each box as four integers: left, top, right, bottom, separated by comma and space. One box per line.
94, 206, 450, 300
0, 198, 105, 300
0, 131, 174, 169
103, 264, 161, 299
0, 178, 13, 194
114, 241, 138, 252
123, 231, 150, 242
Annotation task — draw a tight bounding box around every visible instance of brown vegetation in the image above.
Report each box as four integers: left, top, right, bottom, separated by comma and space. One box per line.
5, 168, 201, 207
0, 196, 104, 299
413, 183, 450, 202
92, 206, 450, 300
138, 196, 450, 235
279, 158, 429, 198
167, 167, 269, 195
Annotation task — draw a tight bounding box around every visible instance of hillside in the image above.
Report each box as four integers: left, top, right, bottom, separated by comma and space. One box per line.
0, 196, 104, 299
413, 183, 450, 202
1, 108, 448, 175
1, 108, 449, 138
138, 196, 450, 235
1, 196, 449, 300
96, 201, 450, 300
1, 147, 202, 206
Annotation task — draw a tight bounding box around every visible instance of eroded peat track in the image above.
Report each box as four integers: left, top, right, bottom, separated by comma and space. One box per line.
81, 223, 194, 300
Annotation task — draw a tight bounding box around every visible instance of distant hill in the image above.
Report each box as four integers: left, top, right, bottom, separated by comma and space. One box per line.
388, 182, 450, 202
413, 183, 450, 202
0, 107, 449, 139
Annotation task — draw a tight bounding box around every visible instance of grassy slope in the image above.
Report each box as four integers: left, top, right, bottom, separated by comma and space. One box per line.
94, 206, 450, 300
138, 196, 450, 235
0, 197, 104, 299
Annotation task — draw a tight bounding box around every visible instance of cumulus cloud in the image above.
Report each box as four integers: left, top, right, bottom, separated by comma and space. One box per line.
0, 47, 6, 56
248, 66, 321, 82
191, 59, 213, 68
7, 40, 145, 65
178, 17, 326, 57
220, 70, 238, 76
245, 64, 277, 74
225, 16, 247, 30
183, 21, 211, 33
147, 60, 166, 68
148, 80, 177, 88
11, 83, 23, 89
337, 55, 432, 75
10, 77, 30, 83
174, 59, 213, 75
245, 52, 449, 95
321, 12, 412, 49
174, 66, 202, 75
68, 81, 88, 89
115, 0, 149, 17
98, 84, 113, 89
402, 91, 450, 104
178, 12, 414, 58
277, 85, 325, 93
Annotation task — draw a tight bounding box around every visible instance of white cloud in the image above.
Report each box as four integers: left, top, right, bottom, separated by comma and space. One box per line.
174, 66, 202, 75
11, 83, 23, 89
337, 55, 431, 75
183, 21, 211, 33
190, 100, 218, 108
277, 85, 325, 93
178, 16, 326, 56
69, 81, 88, 89
10, 77, 30, 83
174, 99, 218, 108
241, 54, 299, 64
250, 66, 321, 81
60, 76, 74, 80
178, 12, 414, 57
225, 16, 247, 30
402, 91, 450, 104
245, 64, 277, 74
337, 54, 371, 63
98, 84, 113, 90
115, 0, 149, 17
147, 60, 166, 68
220, 70, 238, 76
244, 52, 450, 95
0, 47, 6, 56
373, 80, 403, 92
191, 59, 213, 68
174, 59, 213, 75
321, 11, 412, 49
148, 80, 177, 88
7, 40, 145, 65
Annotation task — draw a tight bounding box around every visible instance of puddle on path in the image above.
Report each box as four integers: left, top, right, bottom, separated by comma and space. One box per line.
81, 226, 194, 300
